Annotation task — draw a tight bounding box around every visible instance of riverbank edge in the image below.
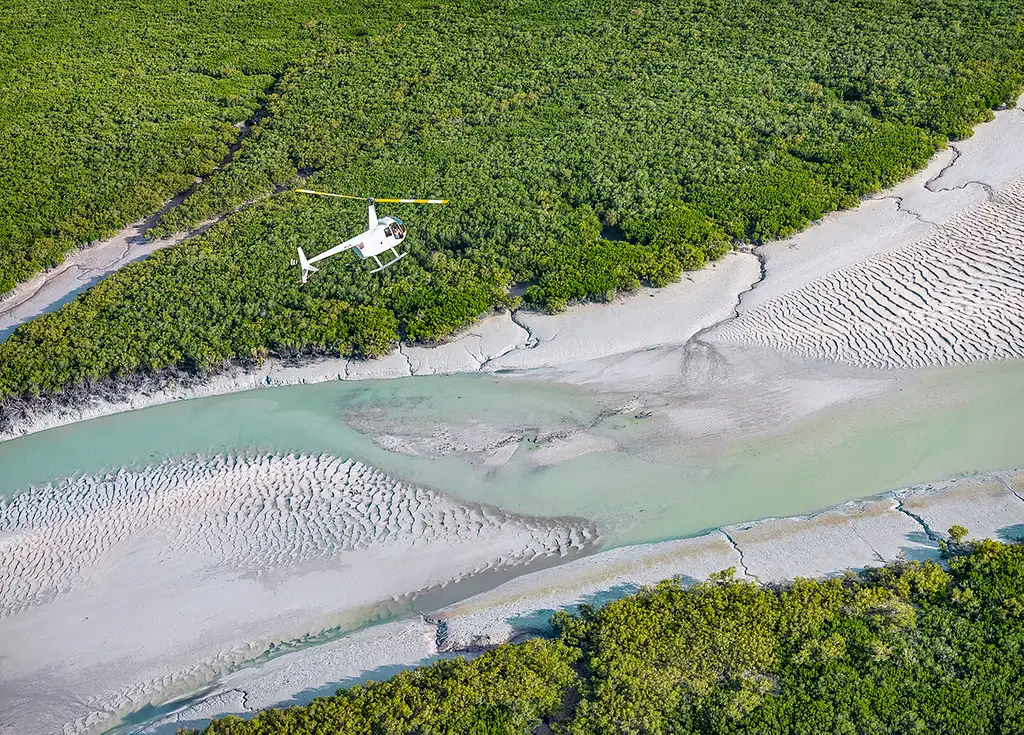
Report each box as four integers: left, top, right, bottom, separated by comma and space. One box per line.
3, 94, 1022, 444
136, 468, 1024, 733
0, 251, 761, 442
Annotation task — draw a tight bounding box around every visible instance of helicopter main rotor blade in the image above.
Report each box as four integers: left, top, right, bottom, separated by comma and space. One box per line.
296, 189, 449, 204
373, 198, 449, 204
294, 189, 366, 200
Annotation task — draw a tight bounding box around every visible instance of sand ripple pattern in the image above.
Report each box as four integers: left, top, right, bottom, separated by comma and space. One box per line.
716, 180, 1024, 368
0, 454, 594, 617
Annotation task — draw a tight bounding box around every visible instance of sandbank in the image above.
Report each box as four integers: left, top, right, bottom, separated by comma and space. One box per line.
0, 454, 595, 734
135, 470, 1024, 732
740, 94, 1024, 312
716, 179, 1024, 367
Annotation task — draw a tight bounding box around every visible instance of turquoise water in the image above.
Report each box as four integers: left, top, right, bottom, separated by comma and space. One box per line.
3, 358, 1023, 733
2, 359, 1024, 546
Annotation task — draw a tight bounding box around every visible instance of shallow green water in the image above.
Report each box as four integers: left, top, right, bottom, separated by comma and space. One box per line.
2, 358, 1024, 546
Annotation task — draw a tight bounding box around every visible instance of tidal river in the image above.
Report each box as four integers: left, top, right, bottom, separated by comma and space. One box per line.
3, 356, 1024, 547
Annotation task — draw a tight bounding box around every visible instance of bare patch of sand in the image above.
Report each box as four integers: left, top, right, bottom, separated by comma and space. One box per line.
133, 618, 445, 734
740, 98, 1024, 313
0, 454, 596, 734
522, 433, 617, 468
345, 411, 525, 460
714, 180, 1024, 368
0, 206, 215, 343
721, 498, 931, 580
486, 253, 762, 370
894, 474, 1024, 543
922, 94, 1024, 195
343, 394, 632, 470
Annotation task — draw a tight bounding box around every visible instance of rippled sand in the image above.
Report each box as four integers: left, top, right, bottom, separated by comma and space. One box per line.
0, 454, 595, 734
715, 179, 1024, 368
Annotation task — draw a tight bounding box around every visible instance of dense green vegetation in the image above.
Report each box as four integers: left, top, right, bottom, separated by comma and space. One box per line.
1, 0, 1022, 400
187, 639, 578, 735
189, 532, 1024, 734
0, 0, 387, 293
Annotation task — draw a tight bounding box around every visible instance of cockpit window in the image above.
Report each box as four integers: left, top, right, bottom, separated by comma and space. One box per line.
383, 227, 392, 237
392, 224, 405, 239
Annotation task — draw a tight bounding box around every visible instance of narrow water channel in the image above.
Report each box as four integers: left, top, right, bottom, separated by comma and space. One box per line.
3, 356, 1023, 547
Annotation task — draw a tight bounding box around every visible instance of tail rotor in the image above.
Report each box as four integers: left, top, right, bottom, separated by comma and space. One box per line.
297, 247, 318, 284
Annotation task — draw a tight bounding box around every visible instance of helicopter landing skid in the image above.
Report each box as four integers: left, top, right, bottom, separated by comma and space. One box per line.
369, 251, 407, 273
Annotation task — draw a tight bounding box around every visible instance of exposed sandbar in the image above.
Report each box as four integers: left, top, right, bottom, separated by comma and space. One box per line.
0, 454, 596, 734
739, 94, 1024, 313
131, 618, 441, 735
715, 180, 1024, 368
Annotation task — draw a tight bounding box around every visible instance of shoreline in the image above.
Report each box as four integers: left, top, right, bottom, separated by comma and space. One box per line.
1, 96, 1021, 443
434, 470, 1024, 645
0, 252, 761, 442
133, 468, 1024, 734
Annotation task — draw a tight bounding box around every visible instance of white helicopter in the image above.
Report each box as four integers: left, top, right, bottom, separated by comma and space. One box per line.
294, 189, 448, 283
